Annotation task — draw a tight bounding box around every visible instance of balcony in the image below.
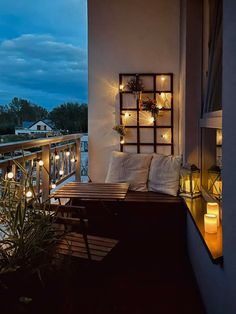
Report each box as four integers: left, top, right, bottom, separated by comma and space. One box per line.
0, 134, 87, 201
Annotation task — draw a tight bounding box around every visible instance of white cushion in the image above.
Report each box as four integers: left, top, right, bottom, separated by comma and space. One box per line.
105, 151, 153, 191
148, 154, 182, 196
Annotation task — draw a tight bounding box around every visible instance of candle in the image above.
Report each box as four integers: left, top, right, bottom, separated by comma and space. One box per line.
207, 202, 220, 226
204, 214, 217, 234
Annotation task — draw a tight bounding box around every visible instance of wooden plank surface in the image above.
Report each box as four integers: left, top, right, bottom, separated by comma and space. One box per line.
51, 182, 129, 200
57, 232, 118, 261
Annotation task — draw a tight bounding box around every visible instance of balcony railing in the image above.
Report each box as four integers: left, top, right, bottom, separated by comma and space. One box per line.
0, 134, 83, 201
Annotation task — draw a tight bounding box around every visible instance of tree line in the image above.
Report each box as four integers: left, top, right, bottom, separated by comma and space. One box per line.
0, 97, 88, 135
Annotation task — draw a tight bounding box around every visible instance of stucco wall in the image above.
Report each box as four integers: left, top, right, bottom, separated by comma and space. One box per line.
88, 0, 180, 182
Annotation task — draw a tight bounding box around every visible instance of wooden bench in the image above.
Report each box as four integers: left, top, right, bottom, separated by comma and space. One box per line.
71, 191, 186, 256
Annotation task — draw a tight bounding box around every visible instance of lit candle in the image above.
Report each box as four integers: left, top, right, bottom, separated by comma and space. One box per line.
204, 214, 217, 234
207, 202, 220, 226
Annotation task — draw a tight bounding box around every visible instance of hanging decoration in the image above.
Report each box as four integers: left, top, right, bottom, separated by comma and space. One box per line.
140, 97, 159, 120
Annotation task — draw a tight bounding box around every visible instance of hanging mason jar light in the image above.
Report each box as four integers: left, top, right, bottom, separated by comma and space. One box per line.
208, 165, 222, 200
180, 164, 201, 198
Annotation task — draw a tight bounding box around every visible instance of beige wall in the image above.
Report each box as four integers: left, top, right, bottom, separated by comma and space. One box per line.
88, 0, 181, 181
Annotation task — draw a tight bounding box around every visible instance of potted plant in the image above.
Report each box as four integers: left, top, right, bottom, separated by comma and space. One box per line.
0, 160, 62, 305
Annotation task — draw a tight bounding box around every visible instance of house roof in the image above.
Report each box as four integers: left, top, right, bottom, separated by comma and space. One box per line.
22, 119, 56, 129
22, 121, 34, 128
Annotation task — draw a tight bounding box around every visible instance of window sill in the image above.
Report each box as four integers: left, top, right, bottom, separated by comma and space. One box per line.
183, 196, 223, 265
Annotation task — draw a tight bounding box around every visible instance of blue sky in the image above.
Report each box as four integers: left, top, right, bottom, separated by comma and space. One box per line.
0, 0, 87, 110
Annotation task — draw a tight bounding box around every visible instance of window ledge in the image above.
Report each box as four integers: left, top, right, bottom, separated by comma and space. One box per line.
183, 196, 223, 265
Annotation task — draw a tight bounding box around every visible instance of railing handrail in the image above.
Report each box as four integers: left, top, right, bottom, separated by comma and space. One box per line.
0, 133, 82, 154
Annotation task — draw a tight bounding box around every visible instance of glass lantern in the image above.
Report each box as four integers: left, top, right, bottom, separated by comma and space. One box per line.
208, 165, 222, 200
180, 164, 201, 198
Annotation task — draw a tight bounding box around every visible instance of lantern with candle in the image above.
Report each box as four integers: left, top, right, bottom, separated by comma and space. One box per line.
208, 165, 222, 200
180, 164, 201, 198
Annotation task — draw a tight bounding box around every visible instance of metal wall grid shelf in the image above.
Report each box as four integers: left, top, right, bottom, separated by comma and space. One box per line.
119, 73, 174, 154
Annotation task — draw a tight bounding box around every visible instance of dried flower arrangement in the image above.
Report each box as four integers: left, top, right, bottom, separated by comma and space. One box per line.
112, 124, 127, 136
140, 98, 159, 118
126, 76, 144, 93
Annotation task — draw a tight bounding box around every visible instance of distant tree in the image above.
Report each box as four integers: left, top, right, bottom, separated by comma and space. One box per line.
0, 105, 15, 134
8, 97, 48, 126
49, 103, 88, 133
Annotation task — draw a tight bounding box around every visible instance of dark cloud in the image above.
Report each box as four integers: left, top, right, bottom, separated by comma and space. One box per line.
0, 0, 87, 109
0, 34, 87, 108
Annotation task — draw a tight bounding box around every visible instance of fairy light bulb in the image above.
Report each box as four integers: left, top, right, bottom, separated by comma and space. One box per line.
26, 191, 33, 198
119, 84, 124, 91
71, 157, 76, 163
7, 172, 14, 179
51, 183, 56, 189
124, 112, 130, 119
59, 170, 64, 176
161, 76, 165, 81
38, 160, 44, 166
66, 151, 70, 157
161, 93, 165, 98
55, 154, 60, 160
149, 116, 155, 123
161, 134, 168, 140
120, 138, 125, 144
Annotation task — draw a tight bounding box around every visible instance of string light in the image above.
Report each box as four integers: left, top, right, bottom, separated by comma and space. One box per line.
161, 76, 166, 81
120, 138, 125, 144
59, 170, 64, 176
119, 84, 124, 91
51, 182, 56, 189
38, 160, 44, 166
149, 116, 155, 123
55, 154, 60, 160
66, 151, 70, 157
71, 157, 76, 163
26, 191, 33, 198
7, 171, 14, 179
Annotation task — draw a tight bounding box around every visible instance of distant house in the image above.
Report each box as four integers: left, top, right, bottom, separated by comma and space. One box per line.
15, 120, 60, 136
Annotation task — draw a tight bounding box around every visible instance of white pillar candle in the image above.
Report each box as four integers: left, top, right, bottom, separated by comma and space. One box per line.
204, 214, 218, 234
207, 202, 220, 226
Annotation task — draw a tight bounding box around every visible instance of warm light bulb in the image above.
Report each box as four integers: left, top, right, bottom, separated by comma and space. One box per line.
161, 134, 167, 139
71, 157, 75, 163
119, 84, 124, 91
120, 139, 125, 144
59, 170, 64, 176
38, 160, 44, 166
51, 183, 56, 189
149, 116, 155, 123
55, 155, 60, 160
124, 112, 130, 119
161, 76, 166, 81
7, 172, 14, 179
66, 151, 70, 156
161, 92, 165, 98
26, 191, 33, 198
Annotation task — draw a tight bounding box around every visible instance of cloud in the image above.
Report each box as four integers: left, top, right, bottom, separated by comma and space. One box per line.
0, 34, 87, 108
